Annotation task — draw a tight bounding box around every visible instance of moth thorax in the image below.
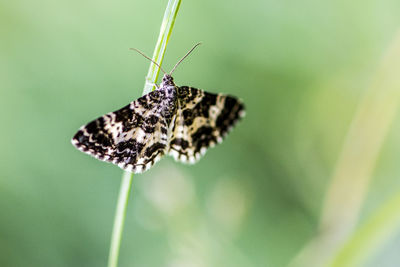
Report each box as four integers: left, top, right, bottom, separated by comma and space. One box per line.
163, 85, 177, 98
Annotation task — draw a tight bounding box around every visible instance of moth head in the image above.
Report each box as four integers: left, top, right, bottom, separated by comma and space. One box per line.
162, 74, 174, 86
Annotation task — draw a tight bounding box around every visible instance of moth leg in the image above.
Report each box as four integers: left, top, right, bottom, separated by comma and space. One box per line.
145, 80, 160, 90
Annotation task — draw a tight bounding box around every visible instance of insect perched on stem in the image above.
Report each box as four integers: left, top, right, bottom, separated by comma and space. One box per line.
71, 44, 245, 173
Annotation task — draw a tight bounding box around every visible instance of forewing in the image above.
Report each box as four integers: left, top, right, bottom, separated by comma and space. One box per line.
168, 86, 245, 163
71, 90, 175, 173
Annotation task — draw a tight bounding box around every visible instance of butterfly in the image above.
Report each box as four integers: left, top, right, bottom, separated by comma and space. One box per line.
71, 44, 245, 173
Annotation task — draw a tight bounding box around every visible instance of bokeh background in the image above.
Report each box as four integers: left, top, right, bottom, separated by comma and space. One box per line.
1, 0, 400, 266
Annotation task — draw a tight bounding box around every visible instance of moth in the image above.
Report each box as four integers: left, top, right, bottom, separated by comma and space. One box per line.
71, 44, 245, 173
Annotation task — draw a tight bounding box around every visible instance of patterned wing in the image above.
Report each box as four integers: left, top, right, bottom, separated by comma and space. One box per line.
71, 89, 177, 173
168, 86, 245, 163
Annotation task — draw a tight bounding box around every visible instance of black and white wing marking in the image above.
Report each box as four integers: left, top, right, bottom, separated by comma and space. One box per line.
168, 86, 245, 163
71, 89, 177, 173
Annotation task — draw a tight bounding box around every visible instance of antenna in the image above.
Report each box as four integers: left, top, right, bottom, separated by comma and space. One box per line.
170, 42, 202, 75
129, 48, 166, 74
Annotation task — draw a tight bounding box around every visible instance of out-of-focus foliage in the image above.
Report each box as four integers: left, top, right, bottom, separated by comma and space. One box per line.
1, 0, 400, 266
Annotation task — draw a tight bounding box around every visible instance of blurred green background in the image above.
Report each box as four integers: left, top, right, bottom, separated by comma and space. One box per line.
1, 0, 400, 266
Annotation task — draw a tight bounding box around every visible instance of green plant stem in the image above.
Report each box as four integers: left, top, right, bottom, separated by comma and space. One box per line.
107, 1, 181, 267
143, 0, 181, 95
329, 192, 400, 267
107, 171, 133, 267
289, 29, 400, 267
